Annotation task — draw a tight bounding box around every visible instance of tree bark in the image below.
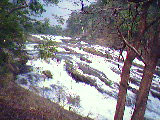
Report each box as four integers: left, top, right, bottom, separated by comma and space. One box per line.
114, 50, 136, 120
131, 57, 158, 120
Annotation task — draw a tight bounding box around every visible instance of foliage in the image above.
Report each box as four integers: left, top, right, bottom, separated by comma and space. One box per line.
99, 1, 160, 120
24, 18, 64, 35
65, 12, 82, 36
65, 2, 114, 38
66, 1, 160, 120
0, 0, 60, 67
52, 14, 65, 25
36, 37, 58, 59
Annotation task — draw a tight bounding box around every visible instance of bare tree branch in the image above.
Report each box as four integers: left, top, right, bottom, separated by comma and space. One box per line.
117, 27, 145, 64
8, 5, 28, 15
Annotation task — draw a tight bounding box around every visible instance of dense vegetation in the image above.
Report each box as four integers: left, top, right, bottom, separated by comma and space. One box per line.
65, 2, 113, 38
25, 18, 63, 35
0, 0, 60, 86
65, 1, 120, 48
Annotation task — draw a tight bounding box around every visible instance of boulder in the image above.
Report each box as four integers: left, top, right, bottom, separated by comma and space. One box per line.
42, 70, 52, 79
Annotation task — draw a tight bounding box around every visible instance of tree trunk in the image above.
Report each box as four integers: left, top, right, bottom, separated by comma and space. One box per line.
131, 57, 158, 120
114, 50, 136, 120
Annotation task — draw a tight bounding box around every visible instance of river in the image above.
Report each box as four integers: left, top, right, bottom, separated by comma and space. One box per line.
16, 34, 160, 120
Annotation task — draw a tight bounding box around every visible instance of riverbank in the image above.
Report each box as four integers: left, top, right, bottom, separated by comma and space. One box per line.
0, 81, 91, 120
0, 35, 92, 120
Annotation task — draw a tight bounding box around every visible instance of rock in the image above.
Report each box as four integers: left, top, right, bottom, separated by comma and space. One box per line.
80, 56, 92, 63
42, 70, 52, 78
27, 35, 42, 43
65, 61, 117, 99
18, 78, 28, 85
77, 63, 112, 86
83, 47, 113, 59
63, 47, 77, 54
151, 91, 160, 100
65, 61, 96, 86
63, 47, 71, 51
70, 70, 97, 86
83, 47, 105, 57
19, 65, 33, 74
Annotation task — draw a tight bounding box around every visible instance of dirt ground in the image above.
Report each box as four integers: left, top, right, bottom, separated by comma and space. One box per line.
0, 82, 92, 120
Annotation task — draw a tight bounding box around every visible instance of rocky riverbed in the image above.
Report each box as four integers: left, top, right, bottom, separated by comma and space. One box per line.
16, 34, 160, 120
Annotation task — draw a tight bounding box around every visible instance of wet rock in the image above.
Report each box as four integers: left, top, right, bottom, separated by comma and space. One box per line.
64, 47, 71, 51
71, 70, 97, 86
18, 78, 28, 85
132, 62, 144, 69
151, 91, 160, 100
130, 77, 160, 95
136, 69, 143, 74
62, 47, 77, 54
144, 117, 155, 120
128, 86, 138, 94
65, 60, 97, 86
77, 63, 112, 86
19, 65, 33, 74
83, 47, 105, 57
80, 56, 92, 63
66, 66, 118, 99
129, 77, 140, 86
110, 67, 121, 75
154, 70, 160, 76
27, 35, 42, 43
42, 70, 52, 79
65, 61, 118, 99
66, 61, 137, 107
151, 85, 160, 93
83, 47, 113, 59
78, 63, 106, 78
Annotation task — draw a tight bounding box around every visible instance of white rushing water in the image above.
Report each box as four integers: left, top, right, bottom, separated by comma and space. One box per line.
17, 34, 160, 120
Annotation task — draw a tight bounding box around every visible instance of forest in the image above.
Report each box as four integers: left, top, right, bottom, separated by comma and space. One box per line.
0, 0, 160, 120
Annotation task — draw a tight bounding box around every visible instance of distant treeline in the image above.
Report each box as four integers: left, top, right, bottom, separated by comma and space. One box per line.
24, 18, 63, 36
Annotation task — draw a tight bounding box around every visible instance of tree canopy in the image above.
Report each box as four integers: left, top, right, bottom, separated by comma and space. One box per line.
99, 1, 160, 120
0, 0, 60, 66
66, 0, 160, 120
